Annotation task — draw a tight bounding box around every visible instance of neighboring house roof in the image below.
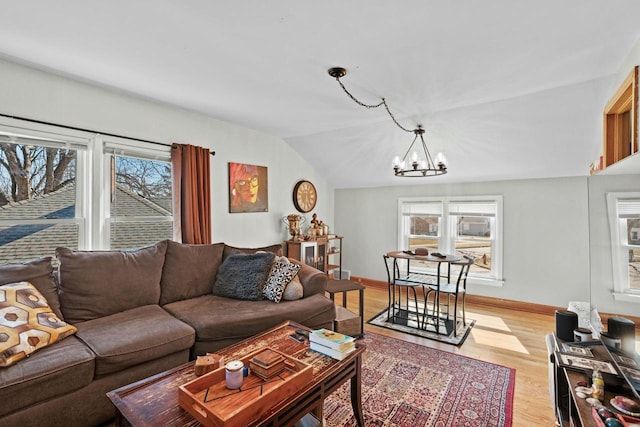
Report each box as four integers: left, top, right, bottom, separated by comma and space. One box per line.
0, 185, 76, 220
0, 184, 172, 263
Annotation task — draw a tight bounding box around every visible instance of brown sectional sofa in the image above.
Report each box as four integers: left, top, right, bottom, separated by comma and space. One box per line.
0, 240, 335, 427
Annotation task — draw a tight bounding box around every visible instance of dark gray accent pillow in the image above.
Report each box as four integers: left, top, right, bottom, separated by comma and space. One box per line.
160, 240, 225, 305
56, 241, 167, 323
212, 252, 275, 300
0, 257, 63, 320
222, 243, 283, 260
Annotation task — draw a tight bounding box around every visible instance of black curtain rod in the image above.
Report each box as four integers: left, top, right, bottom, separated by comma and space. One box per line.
0, 112, 215, 156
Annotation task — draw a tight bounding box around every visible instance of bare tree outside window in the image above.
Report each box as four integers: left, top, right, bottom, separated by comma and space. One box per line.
0, 143, 75, 206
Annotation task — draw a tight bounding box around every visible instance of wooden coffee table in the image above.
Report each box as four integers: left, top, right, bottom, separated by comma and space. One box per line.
107, 321, 365, 426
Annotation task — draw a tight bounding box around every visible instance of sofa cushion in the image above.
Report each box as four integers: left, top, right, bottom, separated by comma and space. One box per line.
263, 261, 301, 303
222, 243, 283, 260
160, 240, 225, 305
0, 257, 62, 320
212, 252, 275, 301
282, 276, 304, 301
56, 241, 167, 323
0, 281, 78, 368
74, 305, 194, 377
0, 335, 94, 417
164, 293, 336, 344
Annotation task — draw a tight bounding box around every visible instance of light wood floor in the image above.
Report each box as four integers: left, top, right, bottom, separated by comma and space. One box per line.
346, 285, 558, 426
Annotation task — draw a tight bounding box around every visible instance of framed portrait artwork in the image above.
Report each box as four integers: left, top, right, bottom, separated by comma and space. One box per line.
228, 162, 268, 213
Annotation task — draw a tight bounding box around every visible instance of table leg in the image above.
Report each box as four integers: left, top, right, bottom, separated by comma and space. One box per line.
312, 402, 324, 424
358, 287, 364, 336
390, 259, 399, 323
350, 354, 364, 427
435, 263, 442, 334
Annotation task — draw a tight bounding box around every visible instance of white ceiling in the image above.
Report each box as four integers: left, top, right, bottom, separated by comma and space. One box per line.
1, 1, 639, 188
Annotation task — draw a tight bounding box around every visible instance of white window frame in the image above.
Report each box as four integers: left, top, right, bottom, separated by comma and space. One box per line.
398, 195, 504, 287
400, 200, 443, 249
101, 136, 172, 250
0, 119, 93, 251
606, 192, 640, 303
0, 117, 172, 255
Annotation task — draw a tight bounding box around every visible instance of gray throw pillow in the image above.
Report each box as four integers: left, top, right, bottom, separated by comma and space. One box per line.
212, 252, 275, 300
282, 276, 304, 301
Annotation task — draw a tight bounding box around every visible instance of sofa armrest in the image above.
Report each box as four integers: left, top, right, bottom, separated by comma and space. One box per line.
293, 261, 328, 298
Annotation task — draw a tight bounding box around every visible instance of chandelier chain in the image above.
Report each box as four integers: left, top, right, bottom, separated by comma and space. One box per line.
335, 77, 384, 109
334, 76, 413, 134
382, 100, 414, 133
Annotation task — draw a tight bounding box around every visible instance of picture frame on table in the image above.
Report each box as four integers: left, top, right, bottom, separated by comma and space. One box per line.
611, 352, 639, 368
555, 351, 618, 375
620, 366, 640, 384
560, 343, 594, 358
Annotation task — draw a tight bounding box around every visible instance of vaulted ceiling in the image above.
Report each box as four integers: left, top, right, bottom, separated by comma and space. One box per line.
1, 1, 639, 188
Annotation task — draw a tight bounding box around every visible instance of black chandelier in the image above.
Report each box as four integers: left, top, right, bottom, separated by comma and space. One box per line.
328, 67, 447, 177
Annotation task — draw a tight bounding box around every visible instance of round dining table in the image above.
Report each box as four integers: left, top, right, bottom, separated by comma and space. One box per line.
385, 251, 462, 335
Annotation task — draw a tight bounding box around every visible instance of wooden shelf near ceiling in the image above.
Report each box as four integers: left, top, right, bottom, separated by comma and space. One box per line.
603, 66, 638, 170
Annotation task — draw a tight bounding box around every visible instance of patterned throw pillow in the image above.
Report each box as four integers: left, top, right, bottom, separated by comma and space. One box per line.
264, 261, 302, 303
0, 281, 77, 368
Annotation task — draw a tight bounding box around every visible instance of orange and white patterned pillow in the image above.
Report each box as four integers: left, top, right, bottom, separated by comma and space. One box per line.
0, 281, 77, 368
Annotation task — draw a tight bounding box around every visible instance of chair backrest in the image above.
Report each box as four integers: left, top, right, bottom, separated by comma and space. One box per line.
382, 254, 396, 285
452, 255, 474, 291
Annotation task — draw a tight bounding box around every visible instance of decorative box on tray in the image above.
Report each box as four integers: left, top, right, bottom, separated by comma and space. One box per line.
249, 348, 286, 380
178, 347, 312, 427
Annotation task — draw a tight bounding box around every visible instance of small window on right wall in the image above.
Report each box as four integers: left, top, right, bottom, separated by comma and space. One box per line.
607, 192, 640, 302
603, 66, 638, 168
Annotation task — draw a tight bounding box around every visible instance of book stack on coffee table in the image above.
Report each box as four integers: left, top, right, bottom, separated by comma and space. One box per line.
309, 329, 356, 361
249, 348, 286, 380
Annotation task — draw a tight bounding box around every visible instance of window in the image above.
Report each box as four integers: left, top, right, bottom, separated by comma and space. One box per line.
398, 196, 503, 286
0, 120, 172, 263
607, 193, 640, 301
449, 201, 498, 277
401, 201, 443, 252
104, 139, 173, 250
0, 130, 89, 263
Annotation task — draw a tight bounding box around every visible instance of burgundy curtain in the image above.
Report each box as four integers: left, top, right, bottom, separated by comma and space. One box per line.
171, 143, 212, 244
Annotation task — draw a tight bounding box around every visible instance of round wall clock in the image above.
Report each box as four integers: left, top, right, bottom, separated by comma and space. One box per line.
293, 180, 317, 213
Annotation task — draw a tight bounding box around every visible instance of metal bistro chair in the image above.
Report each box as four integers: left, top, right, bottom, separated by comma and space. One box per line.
423, 255, 474, 336
383, 254, 423, 328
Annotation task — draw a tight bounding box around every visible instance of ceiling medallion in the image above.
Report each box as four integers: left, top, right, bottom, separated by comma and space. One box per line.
328, 67, 447, 177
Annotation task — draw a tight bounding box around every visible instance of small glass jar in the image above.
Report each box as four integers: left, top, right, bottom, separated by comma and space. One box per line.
225, 360, 244, 389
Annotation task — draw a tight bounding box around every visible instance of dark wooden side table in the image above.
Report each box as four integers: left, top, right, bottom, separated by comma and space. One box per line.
326, 279, 365, 338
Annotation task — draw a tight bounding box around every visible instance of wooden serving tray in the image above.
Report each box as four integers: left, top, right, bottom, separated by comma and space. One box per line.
178, 347, 313, 427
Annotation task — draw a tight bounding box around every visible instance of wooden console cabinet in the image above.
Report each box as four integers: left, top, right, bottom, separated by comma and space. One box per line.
285, 236, 343, 276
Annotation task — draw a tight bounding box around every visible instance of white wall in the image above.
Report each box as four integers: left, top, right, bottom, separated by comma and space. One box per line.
336, 176, 591, 308
0, 58, 334, 247
335, 173, 640, 317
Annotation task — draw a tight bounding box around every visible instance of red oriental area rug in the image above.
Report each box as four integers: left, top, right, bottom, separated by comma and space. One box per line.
323, 332, 515, 427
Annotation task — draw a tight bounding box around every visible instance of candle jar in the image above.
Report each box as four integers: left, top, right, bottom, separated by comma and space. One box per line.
225, 360, 244, 389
